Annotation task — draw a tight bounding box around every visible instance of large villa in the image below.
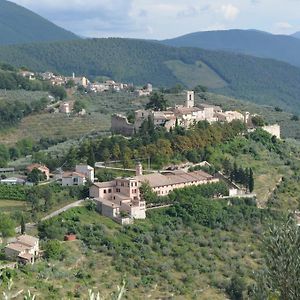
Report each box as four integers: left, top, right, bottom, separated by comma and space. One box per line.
89, 163, 219, 222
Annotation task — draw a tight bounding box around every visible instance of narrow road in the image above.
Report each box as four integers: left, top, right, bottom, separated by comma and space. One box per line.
15, 200, 85, 233
41, 200, 85, 221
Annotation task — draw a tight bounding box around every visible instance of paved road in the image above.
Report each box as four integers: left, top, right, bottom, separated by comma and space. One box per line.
41, 200, 85, 221
15, 199, 85, 233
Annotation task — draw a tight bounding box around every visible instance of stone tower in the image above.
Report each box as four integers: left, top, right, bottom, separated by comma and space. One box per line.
136, 162, 143, 176
186, 91, 195, 108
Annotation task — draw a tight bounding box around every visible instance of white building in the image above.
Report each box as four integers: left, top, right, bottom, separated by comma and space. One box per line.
75, 165, 94, 182
62, 172, 87, 186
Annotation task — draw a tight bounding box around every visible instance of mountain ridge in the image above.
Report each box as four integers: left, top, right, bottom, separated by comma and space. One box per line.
162, 29, 300, 67
0, 0, 79, 45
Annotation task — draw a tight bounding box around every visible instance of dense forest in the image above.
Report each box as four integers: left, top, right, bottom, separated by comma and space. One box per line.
1, 38, 300, 112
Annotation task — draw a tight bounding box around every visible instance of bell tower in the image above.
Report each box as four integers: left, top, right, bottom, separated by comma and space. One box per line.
186, 91, 195, 108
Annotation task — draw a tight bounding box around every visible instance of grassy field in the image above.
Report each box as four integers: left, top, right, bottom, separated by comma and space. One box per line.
0, 199, 27, 213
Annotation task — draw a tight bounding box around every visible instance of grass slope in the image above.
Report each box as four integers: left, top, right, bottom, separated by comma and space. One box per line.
0, 0, 78, 45
1, 38, 300, 112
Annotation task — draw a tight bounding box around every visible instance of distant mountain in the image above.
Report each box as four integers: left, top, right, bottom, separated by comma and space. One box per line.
291, 32, 300, 39
1, 38, 300, 113
0, 0, 78, 45
162, 29, 300, 67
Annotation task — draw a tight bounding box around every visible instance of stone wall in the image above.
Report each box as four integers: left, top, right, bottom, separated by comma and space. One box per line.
111, 114, 135, 136
262, 124, 281, 139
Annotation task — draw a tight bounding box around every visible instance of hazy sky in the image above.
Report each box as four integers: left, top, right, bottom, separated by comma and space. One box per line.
11, 0, 300, 39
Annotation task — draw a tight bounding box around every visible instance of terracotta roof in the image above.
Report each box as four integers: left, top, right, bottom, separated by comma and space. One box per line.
17, 235, 38, 247
135, 170, 213, 188
174, 107, 203, 115
93, 181, 115, 188
27, 164, 49, 172
62, 171, 86, 178
5, 242, 31, 252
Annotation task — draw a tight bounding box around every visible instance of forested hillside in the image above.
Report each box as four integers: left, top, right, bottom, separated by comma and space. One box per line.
1, 38, 300, 112
0, 0, 78, 45
162, 29, 300, 68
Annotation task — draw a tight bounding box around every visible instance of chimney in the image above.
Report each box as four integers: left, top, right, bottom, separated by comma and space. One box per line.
136, 162, 143, 176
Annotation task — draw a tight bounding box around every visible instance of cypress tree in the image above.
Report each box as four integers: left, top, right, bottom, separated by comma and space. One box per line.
249, 168, 254, 193
21, 216, 25, 235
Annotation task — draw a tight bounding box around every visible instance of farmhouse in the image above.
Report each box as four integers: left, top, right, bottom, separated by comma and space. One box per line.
4, 235, 40, 264
26, 164, 50, 181
90, 163, 219, 221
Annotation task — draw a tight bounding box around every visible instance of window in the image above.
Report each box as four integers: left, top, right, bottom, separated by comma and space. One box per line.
108, 189, 112, 193
104, 190, 107, 194
116, 188, 120, 193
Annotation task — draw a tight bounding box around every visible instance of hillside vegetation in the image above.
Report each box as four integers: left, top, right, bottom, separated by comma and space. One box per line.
162, 29, 300, 67
1, 38, 300, 112
0, 0, 78, 45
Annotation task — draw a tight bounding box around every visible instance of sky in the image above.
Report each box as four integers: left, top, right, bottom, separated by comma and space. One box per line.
11, 0, 300, 39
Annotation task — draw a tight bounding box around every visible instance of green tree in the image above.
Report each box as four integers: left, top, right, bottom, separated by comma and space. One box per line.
20, 216, 26, 235
249, 168, 254, 193
73, 99, 86, 113
253, 218, 300, 299
252, 115, 265, 127
140, 182, 157, 203
50, 85, 67, 100
44, 240, 65, 260
146, 92, 168, 111
226, 276, 246, 300
27, 168, 46, 184
0, 213, 15, 237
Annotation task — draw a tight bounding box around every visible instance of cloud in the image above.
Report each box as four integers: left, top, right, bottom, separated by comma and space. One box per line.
274, 21, 294, 34
13, 0, 137, 36
177, 6, 198, 18
221, 4, 240, 20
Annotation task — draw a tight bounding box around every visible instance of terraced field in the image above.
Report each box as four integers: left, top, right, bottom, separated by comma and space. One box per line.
0, 112, 110, 146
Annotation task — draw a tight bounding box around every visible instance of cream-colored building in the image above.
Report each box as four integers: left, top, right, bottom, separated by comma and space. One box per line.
90, 163, 219, 222
5, 235, 39, 264
215, 111, 245, 123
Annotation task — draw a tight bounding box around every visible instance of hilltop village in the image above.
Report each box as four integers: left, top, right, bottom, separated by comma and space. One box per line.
112, 90, 281, 138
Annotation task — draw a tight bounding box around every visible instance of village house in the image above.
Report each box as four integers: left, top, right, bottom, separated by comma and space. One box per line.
135, 83, 153, 97
60, 165, 94, 186
0, 177, 26, 185
89, 163, 219, 222
19, 71, 35, 80
26, 164, 50, 181
4, 235, 40, 265
75, 164, 95, 182
62, 171, 87, 187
